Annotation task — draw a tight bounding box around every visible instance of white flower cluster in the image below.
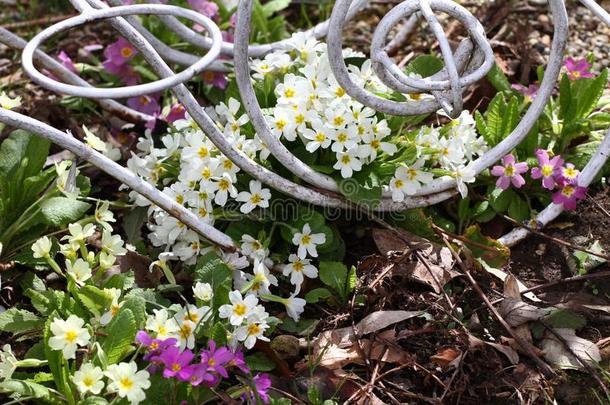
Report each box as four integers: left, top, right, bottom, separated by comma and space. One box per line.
125, 98, 272, 267
390, 111, 488, 200
219, 290, 269, 349
47, 315, 150, 404
145, 305, 211, 351
253, 33, 399, 178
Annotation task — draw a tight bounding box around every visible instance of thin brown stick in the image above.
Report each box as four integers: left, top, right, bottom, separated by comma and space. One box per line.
439, 235, 557, 378
542, 323, 609, 398
502, 215, 610, 262
1, 14, 76, 30
414, 250, 457, 314
587, 193, 610, 220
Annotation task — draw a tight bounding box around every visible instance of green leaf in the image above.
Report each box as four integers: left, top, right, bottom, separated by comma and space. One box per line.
40, 197, 90, 227
0, 308, 42, 334
405, 55, 444, 78
486, 63, 511, 92
279, 318, 320, 336
319, 262, 349, 300
211, 322, 228, 346
0, 130, 50, 184
261, 0, 290, 17
304, 287, 333, 304
0, 380, 52, 400
339, 170, 382, 207
80, 397, 110, 405
122, 295, 147, 329
246, 352, 276, 371
489, 188, 514, 213
77, 285, 113, 318
544, 309, 587, 329
25, 288, 65, 316
507, 194, 530, 222
101, 308, 137, 364
462, 225, 510, 268
346, 266, 357, 295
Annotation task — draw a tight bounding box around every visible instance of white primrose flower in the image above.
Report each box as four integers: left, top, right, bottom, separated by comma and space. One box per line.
301, 119, 334, 152
105, 362, 151, 405
82, 125, 120, 161
73, 362, 104, 395
252, 58, 276, 80
63, 223, 96, 245
145, 308, 179, 339
101, 230, 128, 256
0, 91, 21, 110
176, 304, 211, 325
235, 180, 272, 214
282, 254, 318, 292
176, 320, 197, 351
330, 127, 358, 153
219, 290, 259, 326
222, 252, 249, 271
389, 160, 434, 201
452, 164, 476, 198
95, 201, 116, 232
292, 223, 326, 259
249, 260, 279, 296
268, 107, 297, 141
284, 295, 307, 322
99, 251, 117, 270
32, 236, 52, 259
48, 315, 91, 359
182, 132, 215, 163
285, 32, 324, 63
212, 173, 238, 206
193, 282, 214, 302
216, 97, 250, 137
437, 136, 465, 168
100, 288, 123, 326
65, 258, 92, 286
234, 304, 270, 349
240, 234, 268, 261
357, 131, 397, 162
333, 148, 363, 178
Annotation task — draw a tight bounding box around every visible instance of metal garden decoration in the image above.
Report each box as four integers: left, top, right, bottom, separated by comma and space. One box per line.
0, 0, 609, 254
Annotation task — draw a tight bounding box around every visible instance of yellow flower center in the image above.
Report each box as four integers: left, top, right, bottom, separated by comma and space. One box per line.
541, 164, 554, 177
247, 323, 261, 336
234, 303, 247, 316
176, 194, 184, 204
158, 325, 167, 336
172, 363, 182, 372
250, 194, 263, 204
179, 324, 192, 339
301, 234, 311, 245
341, 155, 351, 164
276, 119, 287, 130
562, 185, 575, 197
184, 313, 199, 322
504, 165, 515, 176
295, 114, 305, 124
120, 47, 133, 58
370, 139, 380, 149
111, 304, 120, 316
150, 342, 159, 350
201, 167, 212, 179
223, 160, 234, 170
335, 87, 345, 97
119, 377, 134, 390
337, 133, 347, 142
394, 179, 403, 188
333, 116, 344, 126
407, 168, 418, 181
572, 70, 581, 79
83, 376, 94, 387
293, 261, 304, 272
198, 147, 209, 158
315, 133, 326, 142
198, 207, 208, 217
284, 88, 295, 98
218, 179, 230, 191
564, 167, 577, 178
208, 358, 216, 366
65, 330, 77, 343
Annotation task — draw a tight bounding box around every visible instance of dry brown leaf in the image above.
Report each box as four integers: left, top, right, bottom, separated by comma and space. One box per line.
355, 310, 426, 336
469, 334, 520, 365
541, 328, 601, 370
430, 347, 463, 371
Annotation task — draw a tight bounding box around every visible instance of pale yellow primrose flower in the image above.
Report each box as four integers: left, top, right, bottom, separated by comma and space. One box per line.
48, 315, 91, 359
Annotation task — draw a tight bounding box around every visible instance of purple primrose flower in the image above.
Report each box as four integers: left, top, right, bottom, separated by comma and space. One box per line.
491, 154, 529, 190
531, 149, 563, 190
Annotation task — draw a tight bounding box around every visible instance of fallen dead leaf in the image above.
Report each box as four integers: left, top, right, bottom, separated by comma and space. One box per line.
468, 334, 520, 365
430, 347, 463, 371
541, 328, 601, 370
355, 310, 427, 336
479, 260, 541, 302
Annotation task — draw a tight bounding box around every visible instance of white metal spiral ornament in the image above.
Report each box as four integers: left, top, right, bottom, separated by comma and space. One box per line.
0, 0, 607, 250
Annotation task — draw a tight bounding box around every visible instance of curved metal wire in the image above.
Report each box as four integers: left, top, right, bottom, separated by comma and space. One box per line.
0, 0, 606, 250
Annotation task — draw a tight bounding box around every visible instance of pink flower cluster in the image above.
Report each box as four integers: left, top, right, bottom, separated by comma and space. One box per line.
564, 57, 595, 81
136, 332, 271, 402
491, 150, 587, 210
